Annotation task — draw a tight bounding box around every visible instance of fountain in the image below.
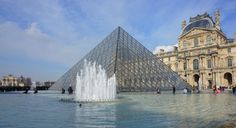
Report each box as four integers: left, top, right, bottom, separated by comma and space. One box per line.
75, 60, 117, 102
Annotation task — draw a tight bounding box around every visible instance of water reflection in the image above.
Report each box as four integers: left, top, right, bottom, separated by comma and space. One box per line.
112, 93, 236, 128
75, 102, 117, 128
1, 93, 235, 128
72, 93, 236, 128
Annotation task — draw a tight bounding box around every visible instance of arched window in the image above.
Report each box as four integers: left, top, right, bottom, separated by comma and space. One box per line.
194, 38, 198, 47
193, 59, 199, 70
206, 35, 211, 44
228, 58, 233, 67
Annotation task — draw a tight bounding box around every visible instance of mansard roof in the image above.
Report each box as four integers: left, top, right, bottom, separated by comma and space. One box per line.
182, 12, 215, 35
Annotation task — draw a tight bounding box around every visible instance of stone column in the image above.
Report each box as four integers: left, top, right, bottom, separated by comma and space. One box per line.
187, 59, 189, 70
216, 72, 220, 87
232, 71, 234, 88
199, 57, 201, 69
214, 72, 217, 86
199, 73, 202, 90
199, 56, 204, 69
219, 72, 222, 87
212, 56, 215, 67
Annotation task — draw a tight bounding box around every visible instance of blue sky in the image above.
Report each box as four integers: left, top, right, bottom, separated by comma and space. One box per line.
0, 0, 236, 81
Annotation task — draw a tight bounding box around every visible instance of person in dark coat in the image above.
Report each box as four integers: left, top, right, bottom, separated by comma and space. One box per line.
173, 85, 176, 94
23, 88, 29, 94
156, 87, 161, 94
61, 88, 65, 94
68, 86, 73, 94
233, 86, 236, 95
34, 88, 38, 94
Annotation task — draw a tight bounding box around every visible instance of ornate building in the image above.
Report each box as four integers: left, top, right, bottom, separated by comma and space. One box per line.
0, 75, 31, 87
156, 10, 236, 90
0, 75, 18, 86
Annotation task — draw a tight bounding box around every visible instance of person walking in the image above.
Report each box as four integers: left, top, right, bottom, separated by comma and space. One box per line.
68, 86, 73, 94
156, 87, 161, 94
61, 88, 65, 94
232, 85, 236, 95
173, 85, 176, 94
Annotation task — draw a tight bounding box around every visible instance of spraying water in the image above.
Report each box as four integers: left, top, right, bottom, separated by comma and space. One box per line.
75, 60, 117, 102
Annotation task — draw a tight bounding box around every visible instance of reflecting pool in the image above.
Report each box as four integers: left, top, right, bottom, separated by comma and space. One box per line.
0, 91, 236, 128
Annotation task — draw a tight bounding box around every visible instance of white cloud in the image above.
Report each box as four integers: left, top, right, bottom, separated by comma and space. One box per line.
153, 44, 178, 54
0, 0, 235, 81
26, 22, 41, 36
0, 21, 96, 66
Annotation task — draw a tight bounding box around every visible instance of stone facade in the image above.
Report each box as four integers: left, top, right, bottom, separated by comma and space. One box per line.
0, 75, 18, 86
0, 75, 31, 87
156, 11, 236, 90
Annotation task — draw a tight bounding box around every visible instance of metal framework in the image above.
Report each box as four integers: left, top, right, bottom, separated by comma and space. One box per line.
51, 27, 190, 91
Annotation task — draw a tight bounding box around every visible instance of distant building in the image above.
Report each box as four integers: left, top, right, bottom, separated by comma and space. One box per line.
0, 75, 32, 87
156, 10, 236, 90
44, 81, 55, 87
1, 75, 18, 86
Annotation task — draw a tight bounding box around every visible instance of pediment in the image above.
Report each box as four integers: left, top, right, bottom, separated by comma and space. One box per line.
180, 28, 212, 39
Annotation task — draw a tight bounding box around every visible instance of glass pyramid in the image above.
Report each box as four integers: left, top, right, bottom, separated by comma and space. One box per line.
51, 27, 190, 91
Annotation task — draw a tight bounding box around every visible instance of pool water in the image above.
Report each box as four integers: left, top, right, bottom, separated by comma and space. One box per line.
0, 91, 236, 128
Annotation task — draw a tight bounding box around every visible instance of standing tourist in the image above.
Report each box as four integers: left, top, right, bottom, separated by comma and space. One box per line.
156, 87, 161, 94
61, 88, 65, 94
232, 85, 236, 95
68, 86, 73, 94
173, 85, 176, 94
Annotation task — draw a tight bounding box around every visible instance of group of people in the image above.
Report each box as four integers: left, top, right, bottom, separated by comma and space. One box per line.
156, 86, 191, 94
62, 85, 236, 95
212, 85, 236, 95
61, 86, 73, 94
23, 87, 38, 94
213, 85, 225, 94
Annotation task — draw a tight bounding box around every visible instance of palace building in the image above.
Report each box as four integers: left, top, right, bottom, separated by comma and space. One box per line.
0, 75, 18, 86
156, 10, 236, 90
0, 75, 31, 87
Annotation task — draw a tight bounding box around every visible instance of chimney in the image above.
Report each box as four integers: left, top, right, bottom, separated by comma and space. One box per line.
173, 46, 178, 52
181, 20, 186, 30
215, 10, 221, 30
159, 49, 165, 53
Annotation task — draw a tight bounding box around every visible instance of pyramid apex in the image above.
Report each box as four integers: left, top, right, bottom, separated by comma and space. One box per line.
116, 26, 124, 31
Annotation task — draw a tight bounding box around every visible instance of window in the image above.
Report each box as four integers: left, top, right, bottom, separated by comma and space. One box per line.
175, 63, 178, 70
193, 59, 199, 70
228, 48, 231, 53
206, 35, 211, 44
228, 58, 233, 67
168, 57, 171, 61
183, 62, 187, 70
194, 38, 198, 47
208, 49, 211, 54
183, 41, 187, 49
207, 60, 212, 68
